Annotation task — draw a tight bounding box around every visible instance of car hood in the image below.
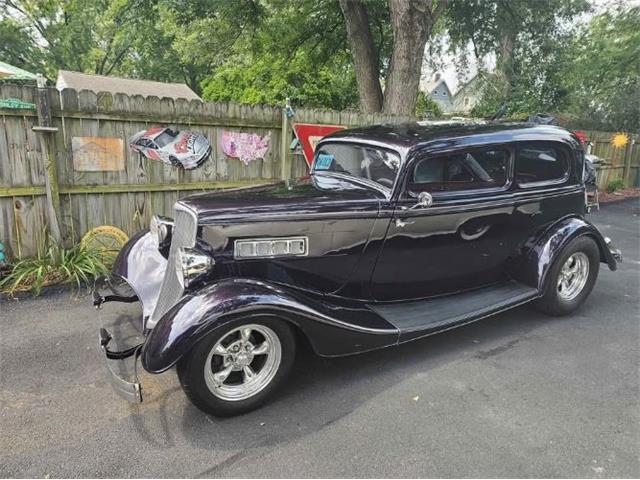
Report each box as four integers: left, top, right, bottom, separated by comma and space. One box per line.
179, 174, 385, 224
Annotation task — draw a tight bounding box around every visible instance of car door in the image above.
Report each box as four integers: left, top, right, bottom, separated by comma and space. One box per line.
370, 145, 517, 301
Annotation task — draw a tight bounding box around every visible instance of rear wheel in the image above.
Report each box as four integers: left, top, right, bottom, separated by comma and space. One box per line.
535, 236, 600, 316
177, 318, 296, 416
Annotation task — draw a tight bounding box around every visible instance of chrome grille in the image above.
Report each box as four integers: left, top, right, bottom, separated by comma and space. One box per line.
147, 203, 197, 329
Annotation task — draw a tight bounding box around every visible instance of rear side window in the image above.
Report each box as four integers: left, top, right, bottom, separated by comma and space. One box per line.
408, 148, 509, 193
516, 143, 569, 185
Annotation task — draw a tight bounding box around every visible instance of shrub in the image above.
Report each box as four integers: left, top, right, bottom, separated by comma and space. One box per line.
415, 91, 443, 119
606, 178, 625, 193
0, 242, 110, 296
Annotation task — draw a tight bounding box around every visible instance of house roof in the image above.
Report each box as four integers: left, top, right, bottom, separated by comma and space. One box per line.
422, 77, 453, 97
453, 72, 494, 99
0, 61, 38, 80
56, 70, 201, 100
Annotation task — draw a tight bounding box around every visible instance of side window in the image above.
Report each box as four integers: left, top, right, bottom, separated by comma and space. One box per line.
516, 143, 569, 185
137, 138, 155, 149
313, 143, 400, 188
408, 148, 509, 194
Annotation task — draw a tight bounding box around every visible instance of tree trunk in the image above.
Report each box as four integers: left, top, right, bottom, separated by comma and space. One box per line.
338, 0, 383, 113
383, 0, 447, 115
497, 30, 515, 96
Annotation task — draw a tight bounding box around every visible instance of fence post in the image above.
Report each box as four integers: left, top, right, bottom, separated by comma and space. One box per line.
623, 139, 635, 187
280, 98, 291, 182
34, 74, 62, 244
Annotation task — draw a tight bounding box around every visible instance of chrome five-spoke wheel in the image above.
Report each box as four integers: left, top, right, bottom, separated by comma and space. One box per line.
204, 324, 282, 401
177, 318, 295, 416
556, 252, 589, 301
535, 236, 599, 316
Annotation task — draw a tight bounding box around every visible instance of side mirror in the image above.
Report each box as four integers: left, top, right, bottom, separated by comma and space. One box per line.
412, 191, 433, 209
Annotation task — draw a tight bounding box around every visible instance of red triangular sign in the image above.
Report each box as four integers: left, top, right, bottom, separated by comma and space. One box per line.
293, 123, 346, 167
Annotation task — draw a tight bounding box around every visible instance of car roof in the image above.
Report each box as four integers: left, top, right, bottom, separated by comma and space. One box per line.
321, 121, 580, 155
143, 126, 169, 139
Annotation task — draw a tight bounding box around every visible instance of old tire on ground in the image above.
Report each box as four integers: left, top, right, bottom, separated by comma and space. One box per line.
177, 317, 296, 416
535, 236, 600, 316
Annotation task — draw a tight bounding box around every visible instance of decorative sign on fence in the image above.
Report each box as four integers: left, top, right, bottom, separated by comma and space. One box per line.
221, 130, 271, 165
0, 98, 36, 110
292, 123, 346, 166
128, 127, 212, 170
72, 137, 124, 171
611, 132, 630, 149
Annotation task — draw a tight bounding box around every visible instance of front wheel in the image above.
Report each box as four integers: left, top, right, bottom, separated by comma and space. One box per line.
535, 236, 600, 316
177, 318, 295, 416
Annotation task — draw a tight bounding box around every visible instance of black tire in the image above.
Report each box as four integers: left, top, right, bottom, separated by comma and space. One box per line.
534, 236, 600, 316
177, 317, 296, 417
168, 155, 181, 167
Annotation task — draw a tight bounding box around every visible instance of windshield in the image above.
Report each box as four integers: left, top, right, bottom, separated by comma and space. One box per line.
312, 143, 400, 189
154, 129, 178, 148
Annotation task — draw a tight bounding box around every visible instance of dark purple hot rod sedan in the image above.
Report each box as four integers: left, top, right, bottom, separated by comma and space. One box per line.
95, 122, 622, 416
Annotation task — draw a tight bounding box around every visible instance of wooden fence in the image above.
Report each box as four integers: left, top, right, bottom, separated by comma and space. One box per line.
1, 85, 638, 258
582, 130, 640, 191
0, 85, 412, 257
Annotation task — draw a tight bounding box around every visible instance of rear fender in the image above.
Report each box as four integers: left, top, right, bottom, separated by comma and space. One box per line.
140, 278, 398, 373
516, 215, 618, 291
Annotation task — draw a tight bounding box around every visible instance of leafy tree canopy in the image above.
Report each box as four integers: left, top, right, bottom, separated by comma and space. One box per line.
561, 5, 640, 131
0, 0, 637, 127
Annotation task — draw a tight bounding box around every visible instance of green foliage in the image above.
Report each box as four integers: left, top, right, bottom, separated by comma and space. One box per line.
445, 0, 589, 62
447, 0, 582, 119
415, 91, 442, 119
198, 0, 360, 109
202, 51, 358, 109
562, 6, 640, 131
1, 0, 637, 122
0, 17, 45, 73
459, 4, 638, 131
0, 0, 204, 87
606, 178, 625, 193
0, 241, 110, 296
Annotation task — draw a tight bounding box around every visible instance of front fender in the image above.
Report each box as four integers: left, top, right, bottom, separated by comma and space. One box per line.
140, 278, 398, 373
518, 215, 619, 291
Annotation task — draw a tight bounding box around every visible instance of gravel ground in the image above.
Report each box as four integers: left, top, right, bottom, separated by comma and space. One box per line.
1, 199, 638, 478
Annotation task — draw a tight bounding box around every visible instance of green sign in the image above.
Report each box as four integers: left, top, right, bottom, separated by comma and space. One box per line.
0, 98, 36, 110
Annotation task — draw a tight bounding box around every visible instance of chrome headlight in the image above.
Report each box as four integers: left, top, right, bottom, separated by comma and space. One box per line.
175, 247, 214, 288
149, 215, 173, 248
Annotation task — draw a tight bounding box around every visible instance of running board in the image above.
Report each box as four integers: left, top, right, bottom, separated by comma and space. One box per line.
367, 281, 539, 342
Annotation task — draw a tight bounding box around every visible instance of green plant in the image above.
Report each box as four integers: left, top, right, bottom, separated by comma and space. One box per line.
415, 91, 443, 119
0, 242, 110, 296
606, 178, 625, 193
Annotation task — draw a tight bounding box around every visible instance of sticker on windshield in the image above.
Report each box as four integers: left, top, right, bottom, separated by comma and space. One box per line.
314, 153, 334, 170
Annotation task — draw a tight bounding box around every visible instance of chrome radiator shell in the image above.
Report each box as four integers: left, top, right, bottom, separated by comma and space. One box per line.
146, 202, 197, 329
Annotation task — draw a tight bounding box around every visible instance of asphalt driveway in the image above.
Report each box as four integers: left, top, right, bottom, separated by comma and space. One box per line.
1, 199, 639, 478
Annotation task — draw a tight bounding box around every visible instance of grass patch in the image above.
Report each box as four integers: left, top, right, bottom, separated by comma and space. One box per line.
606, 178, 625, 193
0, 242, 110, 296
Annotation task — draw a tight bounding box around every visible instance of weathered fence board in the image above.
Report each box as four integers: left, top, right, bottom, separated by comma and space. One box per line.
584, 130, 639, 190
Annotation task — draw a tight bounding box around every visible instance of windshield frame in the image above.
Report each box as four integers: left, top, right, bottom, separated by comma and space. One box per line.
311, 140, 403, 199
